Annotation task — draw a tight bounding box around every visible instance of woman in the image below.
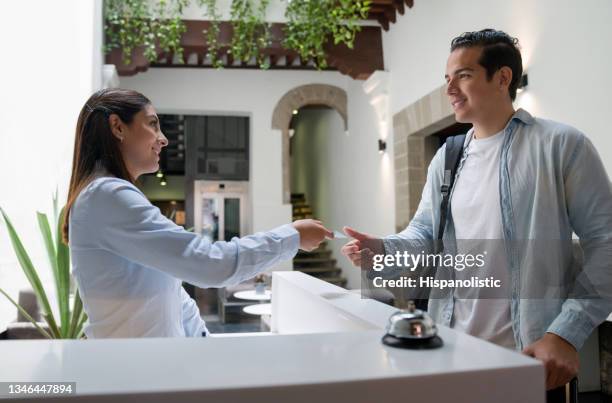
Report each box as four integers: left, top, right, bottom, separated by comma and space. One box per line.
62, 88, 332, 338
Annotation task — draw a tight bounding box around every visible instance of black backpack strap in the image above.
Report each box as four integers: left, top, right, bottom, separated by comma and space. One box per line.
437, 134, 466, 242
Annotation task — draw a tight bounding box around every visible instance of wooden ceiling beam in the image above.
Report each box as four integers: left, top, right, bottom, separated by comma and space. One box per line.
393, 0, 405, 15
269, 54, 278, 67
373, 13, 390, 31
369, 5, 393, 13
285, 53, 295, 67
369, 0, 414, 28
384, 6, 396, 24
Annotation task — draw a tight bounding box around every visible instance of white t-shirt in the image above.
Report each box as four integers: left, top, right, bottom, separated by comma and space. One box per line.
450, 131, 515, 349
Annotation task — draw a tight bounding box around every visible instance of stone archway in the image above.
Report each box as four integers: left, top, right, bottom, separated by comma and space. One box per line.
271, 84, 348, 204
392, 84, 455, 231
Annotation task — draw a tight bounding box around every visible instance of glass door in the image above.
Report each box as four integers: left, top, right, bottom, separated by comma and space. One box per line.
193, 181, 249, 242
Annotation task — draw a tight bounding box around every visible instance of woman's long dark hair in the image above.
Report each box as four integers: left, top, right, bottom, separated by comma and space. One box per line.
62, 88, 151, 244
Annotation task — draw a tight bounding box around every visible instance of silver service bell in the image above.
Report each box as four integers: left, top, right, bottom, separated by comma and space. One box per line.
382, 301, 443, 349
386, 301, 437, 339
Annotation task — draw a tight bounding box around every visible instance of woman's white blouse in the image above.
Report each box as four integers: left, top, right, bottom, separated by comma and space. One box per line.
69, 175, 299, 338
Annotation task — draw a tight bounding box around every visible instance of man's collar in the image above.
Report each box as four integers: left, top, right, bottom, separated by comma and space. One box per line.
512, 108, 535, 125
463, 108, 534, 143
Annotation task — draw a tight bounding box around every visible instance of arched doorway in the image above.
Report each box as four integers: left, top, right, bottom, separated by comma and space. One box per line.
271, 84, 348, 204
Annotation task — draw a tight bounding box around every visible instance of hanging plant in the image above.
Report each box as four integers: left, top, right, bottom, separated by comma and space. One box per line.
229, 0, 271, 69
198, 0, 224, 69
104, 0, 189, 65
104, 0, 370, 71
283, 0, 371, 69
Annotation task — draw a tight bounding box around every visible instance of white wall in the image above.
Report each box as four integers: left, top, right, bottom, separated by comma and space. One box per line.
289, 96, 395, 288
291, 109, 356, 218
383, 0, 612, 175
0, 0, 103, 328
179, 0, 379, 24
181, 0, 288, 22
290, 109, 338, 208
121, 69, 350, 270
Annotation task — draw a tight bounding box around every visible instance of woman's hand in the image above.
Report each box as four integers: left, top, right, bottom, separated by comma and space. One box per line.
292, 219, 333, 251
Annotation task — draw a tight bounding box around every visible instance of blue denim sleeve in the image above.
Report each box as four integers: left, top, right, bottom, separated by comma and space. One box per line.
180, 286, 208, 337
82, 178, 300, 289
383, 144, 443, 251
546, 134, 612, 350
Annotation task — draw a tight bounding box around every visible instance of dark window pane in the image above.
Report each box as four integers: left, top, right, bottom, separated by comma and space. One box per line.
224, 198, 240, 240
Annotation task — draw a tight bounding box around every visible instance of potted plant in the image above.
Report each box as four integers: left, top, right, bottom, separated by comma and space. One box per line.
0, 192, 86, 339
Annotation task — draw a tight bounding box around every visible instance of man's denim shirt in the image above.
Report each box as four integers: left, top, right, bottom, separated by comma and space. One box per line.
383, 108, 612, 351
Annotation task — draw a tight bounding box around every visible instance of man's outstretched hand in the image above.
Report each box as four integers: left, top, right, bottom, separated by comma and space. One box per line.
292, 219, 334, 252
522, 332, 579, 390
341, 226, 379, 268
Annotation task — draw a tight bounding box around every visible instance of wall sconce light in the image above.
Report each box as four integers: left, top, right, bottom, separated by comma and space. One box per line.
156, 170, 163, 178
378, 139, 387, 154
292, 109, 298, 115
160, 178, 167, 186
517, 74, 528, 93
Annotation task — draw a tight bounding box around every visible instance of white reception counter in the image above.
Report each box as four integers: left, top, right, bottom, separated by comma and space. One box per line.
0, 272, 545, 403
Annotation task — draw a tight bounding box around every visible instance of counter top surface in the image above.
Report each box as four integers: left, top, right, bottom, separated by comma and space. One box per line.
0, 327, 540, 396
0, 273, 545, 402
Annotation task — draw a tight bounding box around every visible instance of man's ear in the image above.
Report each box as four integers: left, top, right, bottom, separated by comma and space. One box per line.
498, 66, 513, 94
108, 114, 124, 143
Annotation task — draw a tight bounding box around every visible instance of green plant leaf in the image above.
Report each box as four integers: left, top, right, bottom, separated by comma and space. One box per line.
37, 211, 68, 337
76, 307, 88, 339
0, 207, 61, 338
104, 0, 186, 65
68, 289, 85, 339
283, 0, 369, 69
56, 207, 71, 338
2, 201, 84, 339
0, 288, 52, 339
37, 212, 58, 285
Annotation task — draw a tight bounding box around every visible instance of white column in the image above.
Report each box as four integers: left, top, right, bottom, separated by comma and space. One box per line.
0, 0, 104, 328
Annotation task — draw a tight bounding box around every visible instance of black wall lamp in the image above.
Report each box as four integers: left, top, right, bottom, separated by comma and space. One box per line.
378, 139, 387, 154
517, 74, 528, 93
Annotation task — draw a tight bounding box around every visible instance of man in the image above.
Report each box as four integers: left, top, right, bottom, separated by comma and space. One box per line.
342, 29, 612, 392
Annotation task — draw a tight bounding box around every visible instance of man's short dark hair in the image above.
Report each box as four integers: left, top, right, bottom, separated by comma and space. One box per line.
450, 29, 523, 101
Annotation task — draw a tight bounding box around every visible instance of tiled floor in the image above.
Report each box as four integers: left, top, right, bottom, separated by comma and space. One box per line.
202, 314, 263, 334
195, 287, 266, 334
